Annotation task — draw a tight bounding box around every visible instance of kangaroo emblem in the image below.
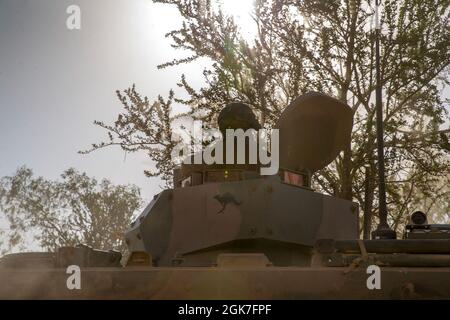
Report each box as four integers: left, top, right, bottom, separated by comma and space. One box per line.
214, 192, 242, 214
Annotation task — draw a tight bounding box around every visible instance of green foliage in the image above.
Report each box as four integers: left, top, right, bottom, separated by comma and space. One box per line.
85, 0, 449, 235
0, 167, 142, 253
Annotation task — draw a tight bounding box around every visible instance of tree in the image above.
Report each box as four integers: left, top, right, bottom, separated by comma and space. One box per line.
0, 167, 142, 253
405, 173, 450, 225
82, 0, 449, 236
0, 230, 5, 256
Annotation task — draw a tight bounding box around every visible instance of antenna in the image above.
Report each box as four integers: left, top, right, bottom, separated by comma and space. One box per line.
371, 0, 396, 239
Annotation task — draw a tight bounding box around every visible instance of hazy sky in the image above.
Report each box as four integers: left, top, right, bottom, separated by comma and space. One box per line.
0, 0, 209, 201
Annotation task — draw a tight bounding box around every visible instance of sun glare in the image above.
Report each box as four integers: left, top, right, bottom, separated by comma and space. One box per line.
217, 0, 257, 41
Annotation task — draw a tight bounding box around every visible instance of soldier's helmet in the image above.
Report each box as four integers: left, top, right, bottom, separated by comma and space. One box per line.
217, 102, 261, 134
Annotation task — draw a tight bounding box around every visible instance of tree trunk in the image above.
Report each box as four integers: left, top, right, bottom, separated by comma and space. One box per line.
337, 0, 358, 201
363, 166, 375, 239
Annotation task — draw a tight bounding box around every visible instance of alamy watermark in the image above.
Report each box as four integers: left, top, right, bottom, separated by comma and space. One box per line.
66, 5, 81, 30
66, 265, 81, 290
366, 265, 381, 290
171, 121, 279, 175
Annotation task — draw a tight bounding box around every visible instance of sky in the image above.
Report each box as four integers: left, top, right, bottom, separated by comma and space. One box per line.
0, 0, 258, 203
0, 0, 202, 202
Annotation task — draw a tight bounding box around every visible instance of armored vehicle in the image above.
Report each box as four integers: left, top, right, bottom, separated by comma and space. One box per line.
0, 92, 449, 299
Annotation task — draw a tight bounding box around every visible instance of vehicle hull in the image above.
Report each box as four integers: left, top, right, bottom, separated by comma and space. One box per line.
1, 266, 449, 299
